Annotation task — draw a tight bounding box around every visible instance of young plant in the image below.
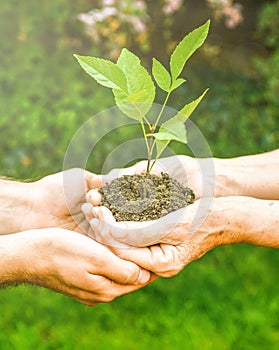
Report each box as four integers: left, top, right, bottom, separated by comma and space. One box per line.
74, 20, 210, 174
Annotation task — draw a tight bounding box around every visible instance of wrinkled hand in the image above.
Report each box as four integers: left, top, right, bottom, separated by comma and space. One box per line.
82, 197, 220, 277
10, 228, 153, 306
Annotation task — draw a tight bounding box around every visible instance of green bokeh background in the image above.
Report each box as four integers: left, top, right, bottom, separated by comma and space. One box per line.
0, 1, 279, 349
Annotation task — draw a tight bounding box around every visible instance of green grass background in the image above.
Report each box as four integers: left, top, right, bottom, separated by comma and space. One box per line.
0, 1, 279, 349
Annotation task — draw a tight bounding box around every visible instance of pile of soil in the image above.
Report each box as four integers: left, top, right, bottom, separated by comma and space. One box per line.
99, 172, 195, 222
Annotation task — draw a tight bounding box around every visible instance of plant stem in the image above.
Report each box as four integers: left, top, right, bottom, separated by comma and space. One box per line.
149, 140, 170, 173
140, 121, 152, 172
154, 90, 171, 129
147, 89, 172, 173
146, 133, 154, 174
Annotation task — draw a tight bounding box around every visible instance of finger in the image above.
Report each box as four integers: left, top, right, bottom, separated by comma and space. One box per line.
113, 246, 156, 271
92, 205, 115, 222
74, 274, 157, 305
114, 245, 180, 277
86, 189, 102, 205
89, 216, 167, 248
84, 171, 99, 189
110, 215, 179, 247
111, 221, 160, 246
90, 205, 191, 247
89, 169, 120, 188
88, 174, 103, 188
89, 218, 130, 248
89, 206, 124, 246
81, 202, 94, 221
91, 245, 151, 285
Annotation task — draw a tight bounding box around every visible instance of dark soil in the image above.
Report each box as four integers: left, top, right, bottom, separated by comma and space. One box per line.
99, 172, 195, 222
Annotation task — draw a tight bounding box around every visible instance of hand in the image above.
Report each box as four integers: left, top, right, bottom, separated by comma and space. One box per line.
83, 197, 272, 277
20, 168, 99, 234
0, 228, 153, 306
83, 199, 216, 276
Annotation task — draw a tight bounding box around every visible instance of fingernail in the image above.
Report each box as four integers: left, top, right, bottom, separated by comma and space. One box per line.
90, 190, 102, 206
136, 269, 150, 284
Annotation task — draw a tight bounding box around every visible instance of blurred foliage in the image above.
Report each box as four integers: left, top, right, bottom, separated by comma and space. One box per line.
78, 0, 243, 60
1, 244, 279, 349
0, 0, 114, 178
1, 0, 278, 180
0, 1, 279, 349
255, 0, 279, 108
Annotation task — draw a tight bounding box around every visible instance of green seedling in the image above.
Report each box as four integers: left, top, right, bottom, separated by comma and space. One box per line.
74, 20, 210, 174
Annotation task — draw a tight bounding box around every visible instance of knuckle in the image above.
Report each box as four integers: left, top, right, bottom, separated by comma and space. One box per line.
82, 301, 99, 307
98, 294, 115, 303
75, 290, 89, 302
157, 268, 180, 278
154, 256, 184, 277
123, 265, 139, 284
159, 256, 172, 271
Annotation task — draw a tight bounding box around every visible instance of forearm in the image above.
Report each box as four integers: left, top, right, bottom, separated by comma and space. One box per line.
202, 197, 279, 250
214, 149, 279, 199
0, 232, 28, 287
0, 179, 36, 234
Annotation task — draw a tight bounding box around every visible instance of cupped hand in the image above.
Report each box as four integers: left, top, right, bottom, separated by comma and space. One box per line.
24, 168, 99, 234
83, 197, 242, 278
14, 228, 153, 306
82, 198, 216, 277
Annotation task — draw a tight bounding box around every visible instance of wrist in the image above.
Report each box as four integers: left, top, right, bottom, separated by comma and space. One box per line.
0, 232, 31, 286
179, 155, 242, 198
0, 179, 36, 234
197, 197, 249, 250
213, 158, 243, 197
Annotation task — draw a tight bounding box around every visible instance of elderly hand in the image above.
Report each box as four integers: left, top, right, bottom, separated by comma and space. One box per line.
82, 197, 220, 276
83, 196, 279, 277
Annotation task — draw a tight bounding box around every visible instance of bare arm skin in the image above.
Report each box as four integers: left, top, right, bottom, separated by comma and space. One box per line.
213, 149, 279, 199
0, 228, 152, 305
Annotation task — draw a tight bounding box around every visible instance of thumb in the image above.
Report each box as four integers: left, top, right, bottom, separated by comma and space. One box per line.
85, 172, 103, 189
98, 247, 151, 285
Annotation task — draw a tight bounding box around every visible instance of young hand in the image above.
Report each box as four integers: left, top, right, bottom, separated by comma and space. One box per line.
1, 168, 98, 234
0, 228, 153, 305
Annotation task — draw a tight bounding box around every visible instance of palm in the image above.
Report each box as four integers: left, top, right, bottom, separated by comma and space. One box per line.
34, 169, 93, 233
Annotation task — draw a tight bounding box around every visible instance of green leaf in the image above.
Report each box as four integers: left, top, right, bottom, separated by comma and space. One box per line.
74, 54, 127, 91
170, 78, 186, 91
176, 88, 208, 122
153, 88, 208, 148
155, 139, 170, 158
153, 118, 187, 143
170, 20, 210, 80
113, 48, 155, 121
152, 58, 171, 92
